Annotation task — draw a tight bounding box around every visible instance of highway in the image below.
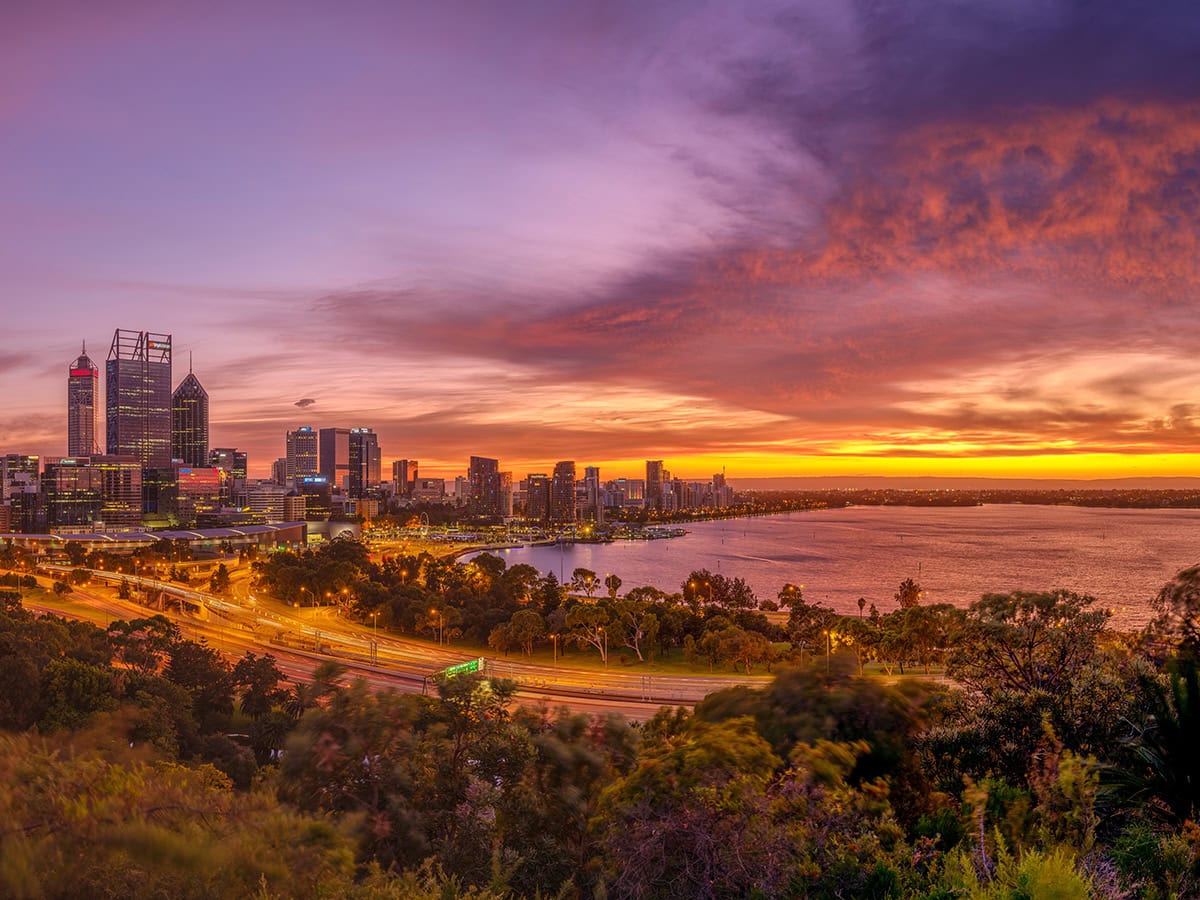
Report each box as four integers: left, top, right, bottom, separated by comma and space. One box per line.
36, 565, 770, 720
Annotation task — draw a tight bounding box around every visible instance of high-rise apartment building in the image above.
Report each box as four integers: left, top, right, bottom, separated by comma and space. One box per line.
67, 343, 99, 456
550, 461, 577, 523
286, 427, 318, 484
646, 460, 665, 511
392, 459, 418, 497
106, 330, 172, 468
525, 473, 550, 521
500, 471, 514, 517
583, 465, 604, 524
319, 427, 351, 490
468, 456, 501, 516
171, 369, 209, 467
347, 427, 381, 498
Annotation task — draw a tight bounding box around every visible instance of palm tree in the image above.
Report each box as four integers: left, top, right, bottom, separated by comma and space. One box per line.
857, 597, 866, 619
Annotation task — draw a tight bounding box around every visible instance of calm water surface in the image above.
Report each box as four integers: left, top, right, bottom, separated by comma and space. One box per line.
488, 505, 1200, 627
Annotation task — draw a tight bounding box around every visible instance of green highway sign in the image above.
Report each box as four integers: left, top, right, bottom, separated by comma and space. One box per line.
437, 657, 485, 679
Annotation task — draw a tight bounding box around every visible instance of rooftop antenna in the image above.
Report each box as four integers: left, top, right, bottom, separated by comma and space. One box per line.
189, 351, 193, 374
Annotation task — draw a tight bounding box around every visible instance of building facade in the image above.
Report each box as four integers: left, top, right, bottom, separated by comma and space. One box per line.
286, 427, 318, 484
42, 455, 142, 532
392, 459, 418, 497
468, 456, 501, 516
106, 329, 173, 468
318, 427, 351, 490
550, 461, 577, 523
171, 370, 209, 467
347, 427, 381, 498
67, 343, 99, 457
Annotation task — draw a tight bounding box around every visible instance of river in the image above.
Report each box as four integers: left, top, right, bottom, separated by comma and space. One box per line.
478, 505, 1200, 627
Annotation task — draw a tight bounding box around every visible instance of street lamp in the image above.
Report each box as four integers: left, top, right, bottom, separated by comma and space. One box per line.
430, 607, 444, 645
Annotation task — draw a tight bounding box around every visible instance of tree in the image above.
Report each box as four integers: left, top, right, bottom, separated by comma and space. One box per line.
209, 563, 232, 595
232, 651, 287, 719
1147, 565, 1200, 653
604, 573, 622, 599
165, 639, 234, 732
565, 604, 610, 664
488, 622, 519, 656
507, 609, 545, 656
1110, 655, 1200, 824
948, 591, 1109, 695
52, 580, 73, 595
64, 541, 86, 566
571, 568, 599, 598
716, 625, 773, 674
535, 573, 565, 615
895, 578, 922, 609
593, 717, 784, 898
108, 616, 181, 676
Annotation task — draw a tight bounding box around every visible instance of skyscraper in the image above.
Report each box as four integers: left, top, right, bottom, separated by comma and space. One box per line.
525, 473, 550, 521
646, 460, 665, 511
468, 456, 501, 516
319, 427, 351, 489
106, 329, 172, 468
67, 342, 99, 456
348, 427, 381, 498
584, 465, 604, 524
286, 427, 318, 484
392, 459, 418, 497
171, 367, 209, 467
550, 460, 577, 523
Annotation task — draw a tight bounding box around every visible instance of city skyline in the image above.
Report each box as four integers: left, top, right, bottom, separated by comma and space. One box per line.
4, 3, 1200, 482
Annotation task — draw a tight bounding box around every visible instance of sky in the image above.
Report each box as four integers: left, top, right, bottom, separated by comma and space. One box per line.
3, 0, 1200, 482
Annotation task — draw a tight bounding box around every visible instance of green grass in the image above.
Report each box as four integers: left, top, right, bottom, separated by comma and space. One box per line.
17, 585, 114, 626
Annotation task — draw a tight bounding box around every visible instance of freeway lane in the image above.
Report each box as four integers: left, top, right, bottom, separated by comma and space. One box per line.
34, 566, 767, 718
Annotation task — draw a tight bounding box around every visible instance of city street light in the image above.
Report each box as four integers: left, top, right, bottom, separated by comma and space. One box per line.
430, 607, 444, 645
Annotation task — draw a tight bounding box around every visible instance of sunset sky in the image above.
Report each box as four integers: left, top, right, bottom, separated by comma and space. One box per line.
4, 1, 1200, 481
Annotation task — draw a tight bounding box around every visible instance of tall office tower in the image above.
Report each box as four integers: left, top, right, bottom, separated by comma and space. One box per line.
106, 329, 172, 468
468, 456, 501, 516
271, 457, 288, 486
392, 459, 418, 497
318, 427, 351, 489
67, 342, 99, 456
646, 459, 665, 510
525, 473, 550, 521
347, 427, 381, 498
171, 367, 209, 467
550, 460, 577, 523
286, 426, 318, 484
